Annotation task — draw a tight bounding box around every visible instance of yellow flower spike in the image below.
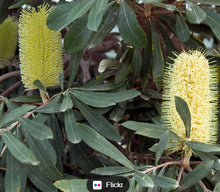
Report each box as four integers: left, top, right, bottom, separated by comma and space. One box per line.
19, 4, 63, 90
162, 50, 218, 158
0, 17, 18, 68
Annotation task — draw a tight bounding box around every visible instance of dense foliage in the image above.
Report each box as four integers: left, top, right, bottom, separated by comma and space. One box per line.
0, 0, 220, 191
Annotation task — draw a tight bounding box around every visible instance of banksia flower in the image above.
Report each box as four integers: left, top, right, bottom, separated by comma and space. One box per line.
0, 17, 18, 68
19, 4, 63, 90
162, 50, 218, 158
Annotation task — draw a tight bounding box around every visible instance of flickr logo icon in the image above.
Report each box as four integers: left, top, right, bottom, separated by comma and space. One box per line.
93, 181, 102, 190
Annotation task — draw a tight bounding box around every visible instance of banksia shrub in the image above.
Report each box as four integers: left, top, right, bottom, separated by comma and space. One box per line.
19, 4, 63, 90
0, 17, 18, 68
162, 50, 218, 158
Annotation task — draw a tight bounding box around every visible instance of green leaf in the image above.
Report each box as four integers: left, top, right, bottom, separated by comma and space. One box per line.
70, 144, 99, 174
0, 0, 14, 24
185, 141, 220, 153
191, 0, 220, 6
66, 0, 96, 27
118, 0, 147, 48
141, 24, 152, 87
87, 5, 119, 48
69, 89, 140, 108
127, 178, 136, 192
1, 131, 39, 165
68, 52, 82, 88
186, 1, 206, 24
131, 49, 142, 82
36, 94, 62, 113
60, 92, 73, 112
47, 115, 64, 172
110, 101, 126, 121
78, 123, 134, 169
27, 166, 58, 192
136, 0, 163, 3
0, 105, 35, 128
47, 1, 77, 31
54, 179, 88, 192
8, 0, 29, 9
5, 151, 21, 192
91, 166, 133, 175
195, 151, 220, 170
214, 181, 220, 192
134, 171, 154, 188
149, 175, 178, 190
204, 10, 220, 40
64, 15, 92, 53
33, 80, 46, 92
115, 48, 134, 84
156, 22, 177, 54
19, 117, 53, 140
11, 95, 42, 103
175, 13, 190, 42
98, 59, 120, 73
122, 121, 180, 140
23, 129, 62, 180
87, 0, 108, 31
59, 72, 64, 92
179, 160, 214, 191
71, 81, 125, 91
72, 97, 121, 141
174, 96, 191, 138
150, 20, 164, 88
64, 109, 81, 144
155, 130, 169, 165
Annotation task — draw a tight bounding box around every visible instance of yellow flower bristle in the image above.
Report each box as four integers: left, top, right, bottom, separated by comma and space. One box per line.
19, 4, 63, 90
0, 17, 18, 68
162, 50, 218, 152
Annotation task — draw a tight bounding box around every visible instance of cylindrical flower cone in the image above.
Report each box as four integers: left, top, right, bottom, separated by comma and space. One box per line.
0, 17, 18, 68
19, 4, 63, 91
161, 50, 218, 159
